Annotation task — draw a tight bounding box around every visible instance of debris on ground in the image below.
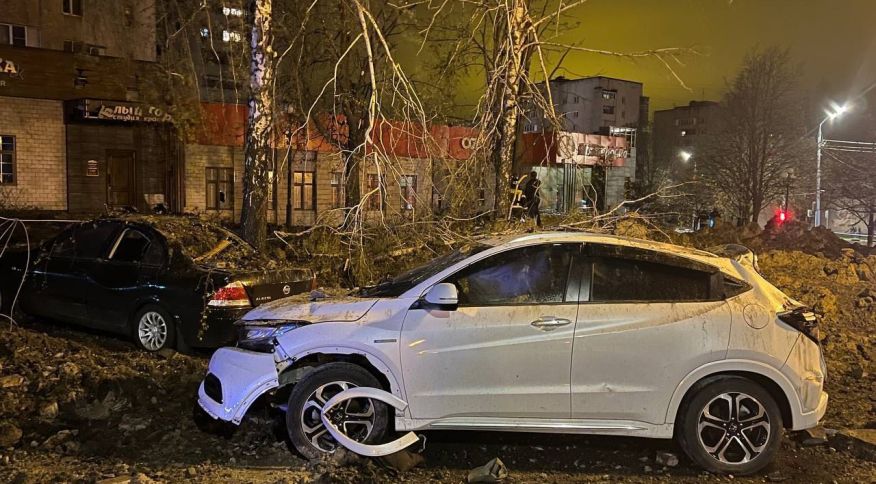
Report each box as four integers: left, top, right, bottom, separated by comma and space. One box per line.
655, 451, 679, 467
832, 429, 876, 462
467, 457, 508, 483
799, 426, 829, 446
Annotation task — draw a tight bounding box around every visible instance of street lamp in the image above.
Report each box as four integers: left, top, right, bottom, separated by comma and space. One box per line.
815, 103, 849, 227
679, 150, 697, 229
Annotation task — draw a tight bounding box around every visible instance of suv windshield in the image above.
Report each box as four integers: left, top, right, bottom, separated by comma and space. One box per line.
359, 243, 489, 298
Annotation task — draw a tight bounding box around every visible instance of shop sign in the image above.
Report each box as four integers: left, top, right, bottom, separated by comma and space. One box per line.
86, 160, 99, 177
557, 132, 628, 167
0, 58, 19, 75
76, 99, 172, 123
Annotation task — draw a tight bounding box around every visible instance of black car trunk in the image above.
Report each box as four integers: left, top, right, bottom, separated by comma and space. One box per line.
236, 267, 313, 307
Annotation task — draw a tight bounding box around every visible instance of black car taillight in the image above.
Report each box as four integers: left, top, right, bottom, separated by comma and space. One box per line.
204, 373, 223, 404
777, 307, 820, 344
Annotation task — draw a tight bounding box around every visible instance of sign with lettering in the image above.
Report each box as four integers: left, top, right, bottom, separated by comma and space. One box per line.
557, 132, 628, 167
73, 99, 172, 123
86, 160, 99, 177
0, 59, 19, 75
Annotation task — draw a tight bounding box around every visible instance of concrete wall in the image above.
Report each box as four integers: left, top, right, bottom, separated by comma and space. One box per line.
0, 96, 66, 210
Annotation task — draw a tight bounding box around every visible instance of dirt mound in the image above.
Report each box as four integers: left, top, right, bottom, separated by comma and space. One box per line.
759, 220, 857, 259
758, 250, 876, 429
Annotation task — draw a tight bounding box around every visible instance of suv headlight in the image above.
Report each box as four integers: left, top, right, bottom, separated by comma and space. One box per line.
237, 323, 299, 352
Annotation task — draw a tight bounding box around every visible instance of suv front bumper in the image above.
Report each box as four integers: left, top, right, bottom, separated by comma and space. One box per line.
197, 347, 280, 424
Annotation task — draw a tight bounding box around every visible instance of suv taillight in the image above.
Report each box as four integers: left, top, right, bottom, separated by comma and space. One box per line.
777, 307, 820, 344
208, 281, 251, 308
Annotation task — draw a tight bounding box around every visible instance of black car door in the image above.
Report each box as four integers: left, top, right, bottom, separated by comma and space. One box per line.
86, 225, 165, 331
29, 222, 120, 324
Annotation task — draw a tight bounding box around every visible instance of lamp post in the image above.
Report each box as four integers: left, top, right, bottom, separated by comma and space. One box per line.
815, 104, 848, 227
680, 150, 696, 229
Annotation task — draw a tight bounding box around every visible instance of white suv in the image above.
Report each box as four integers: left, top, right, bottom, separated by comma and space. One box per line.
197, 233, 827, 475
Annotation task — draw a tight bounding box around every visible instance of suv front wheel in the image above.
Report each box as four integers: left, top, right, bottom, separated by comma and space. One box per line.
286, 362, 389, 460
677, 376, 783, 475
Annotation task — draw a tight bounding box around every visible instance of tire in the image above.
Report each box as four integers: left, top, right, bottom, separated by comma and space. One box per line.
286, 362, 390, 460
677, 376, 783, 475
132, 304, 176, 352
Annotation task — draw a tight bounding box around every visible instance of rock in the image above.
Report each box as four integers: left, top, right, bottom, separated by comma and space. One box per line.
767, 471, 789, 482
0, 421, 22, 447
42, 429, 74, 449
0, 375, 24, 388
185, 467, 197, 478
655, 451, 679, 467
644, 465, 653, 472
467, 457, 508, 483
379, 449, 425, 473
800, 426, 829, 446
59, 362, 81, 378
38, 401, 58, 419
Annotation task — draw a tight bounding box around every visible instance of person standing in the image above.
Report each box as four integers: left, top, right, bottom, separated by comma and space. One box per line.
522, 170, 542, 227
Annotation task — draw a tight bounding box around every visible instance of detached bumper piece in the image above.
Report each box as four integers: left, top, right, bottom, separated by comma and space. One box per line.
320, 387, 420, 457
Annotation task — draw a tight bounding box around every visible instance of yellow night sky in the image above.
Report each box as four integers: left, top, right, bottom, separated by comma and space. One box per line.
426, 0, 876, 117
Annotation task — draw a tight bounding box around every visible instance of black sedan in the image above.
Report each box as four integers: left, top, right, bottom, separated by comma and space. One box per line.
0, 216, 313, 351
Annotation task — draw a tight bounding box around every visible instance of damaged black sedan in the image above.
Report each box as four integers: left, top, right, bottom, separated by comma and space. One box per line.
0, 216, 313, 352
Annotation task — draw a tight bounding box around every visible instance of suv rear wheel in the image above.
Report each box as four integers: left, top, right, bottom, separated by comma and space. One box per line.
286, 362, 389, 460
677, 376, 783, 475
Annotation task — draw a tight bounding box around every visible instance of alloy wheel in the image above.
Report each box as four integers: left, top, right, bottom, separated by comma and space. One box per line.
300, 381, 376, 453
138, 311, 168, 351
697, 392, 771, 464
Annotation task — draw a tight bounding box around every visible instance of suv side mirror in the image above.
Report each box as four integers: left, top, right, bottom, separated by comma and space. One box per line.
424, 283, 458, 308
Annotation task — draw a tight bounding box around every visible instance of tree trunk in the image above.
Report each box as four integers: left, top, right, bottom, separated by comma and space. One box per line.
868, 206, 874, 248
241, 0, 274, 251
491, 1, 528, 218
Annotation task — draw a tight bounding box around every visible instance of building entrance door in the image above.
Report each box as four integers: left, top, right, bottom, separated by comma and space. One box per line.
106, 150, 135, 207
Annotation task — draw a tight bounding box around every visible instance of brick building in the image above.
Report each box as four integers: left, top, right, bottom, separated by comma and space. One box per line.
0, 0, 173, 214
183, 105, 481, 226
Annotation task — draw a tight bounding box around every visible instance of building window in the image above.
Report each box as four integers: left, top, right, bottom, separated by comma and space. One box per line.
294, 171, 315, 210
477, 186, 486, 207
367, 174, 385, 210
603, 105, 615, 115
222, 6, 244, 17
573, 95, 580, 103
400, 175, 417, 210
63, 0, 83, 16
0, 24, 27, 47
601, 90, 616, 101
222, 30, 242, 42
330, 172, 344, 208
205, 167, 233, 210
572, 111, 579, 119
0, 136, 15, 184
63, 40, 84, 52
199, 27, 210, 38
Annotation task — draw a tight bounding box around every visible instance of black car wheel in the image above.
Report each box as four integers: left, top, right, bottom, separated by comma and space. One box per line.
286, 362, 389, 460
677, 376, 783, 475
133, 304, 176, 352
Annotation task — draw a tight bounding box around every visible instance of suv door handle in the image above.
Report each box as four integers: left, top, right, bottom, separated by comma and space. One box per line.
530, 317, 572, 331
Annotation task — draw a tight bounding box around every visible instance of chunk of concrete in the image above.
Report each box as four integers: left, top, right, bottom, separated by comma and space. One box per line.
832, 429, 876, 462
467, 457, 508, 483
800, 426, 828, 446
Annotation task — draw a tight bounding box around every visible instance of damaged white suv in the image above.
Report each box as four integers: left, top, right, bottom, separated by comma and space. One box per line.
198, 233, 827, 475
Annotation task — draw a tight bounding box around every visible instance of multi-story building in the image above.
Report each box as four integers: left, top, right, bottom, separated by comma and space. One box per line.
652, 100, 720, 178
522, 76, 647, 211
0, 0, 173, 214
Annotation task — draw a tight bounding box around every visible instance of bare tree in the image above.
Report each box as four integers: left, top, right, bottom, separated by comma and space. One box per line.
701, 47, 809, 224
240, 0, 275, 250
823, 147, 876, 246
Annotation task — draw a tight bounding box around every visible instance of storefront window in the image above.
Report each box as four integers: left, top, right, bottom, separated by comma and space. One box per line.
294, 171, 315, 210
367, 174, 385, 211
0, 135, 15, 184
330, 172, 344, 208
205, 167, 233, 210
400, 175, 417, 210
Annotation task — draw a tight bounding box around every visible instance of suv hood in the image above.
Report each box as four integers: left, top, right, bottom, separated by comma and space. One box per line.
240, 295, 379, 323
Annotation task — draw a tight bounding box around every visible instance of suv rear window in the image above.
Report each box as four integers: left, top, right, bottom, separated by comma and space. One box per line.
591, 257, 711, 302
